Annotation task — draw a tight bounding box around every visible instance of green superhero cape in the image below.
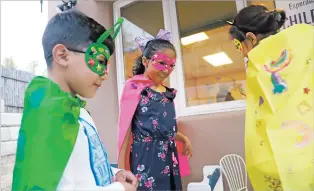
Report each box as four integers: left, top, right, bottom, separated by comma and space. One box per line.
12, 76, 86, 191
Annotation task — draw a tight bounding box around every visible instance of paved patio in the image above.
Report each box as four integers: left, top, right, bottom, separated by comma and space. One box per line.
0, 155, 15, 191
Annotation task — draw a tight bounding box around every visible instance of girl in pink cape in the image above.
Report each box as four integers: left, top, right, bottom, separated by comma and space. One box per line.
117, 29, 192, 190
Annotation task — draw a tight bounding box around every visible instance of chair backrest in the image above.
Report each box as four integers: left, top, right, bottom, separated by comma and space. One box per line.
219, 154, 247, 191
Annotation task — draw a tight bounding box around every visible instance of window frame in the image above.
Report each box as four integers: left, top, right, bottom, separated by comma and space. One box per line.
113, 0, 247, 117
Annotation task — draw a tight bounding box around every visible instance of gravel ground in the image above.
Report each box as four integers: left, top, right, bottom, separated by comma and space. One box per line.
0, 155, 15, 191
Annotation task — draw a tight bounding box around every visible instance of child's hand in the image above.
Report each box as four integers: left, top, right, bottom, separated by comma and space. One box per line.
115, 170, 138, 188
183, 138, 192, 159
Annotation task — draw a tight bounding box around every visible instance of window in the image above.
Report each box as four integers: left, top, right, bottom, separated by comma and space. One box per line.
175, 1, 246, 108
114, 0, 247, 116
247, 0, 276, 10
118, 1, 169, 84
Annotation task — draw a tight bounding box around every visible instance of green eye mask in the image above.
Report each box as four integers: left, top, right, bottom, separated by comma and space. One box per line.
86, 17, 124, 76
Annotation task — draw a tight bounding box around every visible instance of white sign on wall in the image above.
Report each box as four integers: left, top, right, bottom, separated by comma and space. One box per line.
275, 0, 314, 29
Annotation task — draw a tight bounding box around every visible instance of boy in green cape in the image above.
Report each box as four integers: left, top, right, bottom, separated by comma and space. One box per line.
11, 10, 138, 191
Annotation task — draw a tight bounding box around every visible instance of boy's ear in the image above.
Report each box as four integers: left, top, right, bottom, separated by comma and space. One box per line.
52, 44, 70, 67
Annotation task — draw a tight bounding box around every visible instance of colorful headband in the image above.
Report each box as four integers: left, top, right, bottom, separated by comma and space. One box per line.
85, 17, 124, 76
135, 29, 172, 52
232, 37, 243, 53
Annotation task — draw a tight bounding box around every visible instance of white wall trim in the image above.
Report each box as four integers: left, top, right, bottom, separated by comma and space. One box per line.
236, 0, 247, 12
113, 0, 130, 100
164, 0, 186, 116
179, 101, 246, 117
162, 0, 181, 113
113, 0, 140, 100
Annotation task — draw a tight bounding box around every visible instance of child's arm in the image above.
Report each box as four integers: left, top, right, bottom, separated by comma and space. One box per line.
113, 168, 139, 188
176, 131, 193, 158
112, 167, 124, 175
57, 159, 137, 191
56, 125, 133, 191
57, 165, 126, 191
118, 127, 131, 169
58, 181, 133, 191
118, 126, 132, 169
176, 131, 188, 143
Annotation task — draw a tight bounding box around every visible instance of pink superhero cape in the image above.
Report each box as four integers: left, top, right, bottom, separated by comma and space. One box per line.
117, 75, 191, 176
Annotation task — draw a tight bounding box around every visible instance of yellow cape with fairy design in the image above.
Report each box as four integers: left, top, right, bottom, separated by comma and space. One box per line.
245, 24, 314, 191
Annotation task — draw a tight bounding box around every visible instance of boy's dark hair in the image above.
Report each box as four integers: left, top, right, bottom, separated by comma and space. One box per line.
230, 5, 286, 41
133, 39, 176, 75
42, 10, 115, 67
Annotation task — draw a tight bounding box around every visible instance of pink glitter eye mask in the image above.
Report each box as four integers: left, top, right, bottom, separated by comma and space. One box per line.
150, 52, 176, 72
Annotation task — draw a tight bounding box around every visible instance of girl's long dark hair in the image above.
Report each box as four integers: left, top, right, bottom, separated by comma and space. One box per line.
230, 5, 286, 41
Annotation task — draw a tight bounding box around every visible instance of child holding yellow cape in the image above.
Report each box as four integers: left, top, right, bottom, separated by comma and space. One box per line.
227, 5, 314, 190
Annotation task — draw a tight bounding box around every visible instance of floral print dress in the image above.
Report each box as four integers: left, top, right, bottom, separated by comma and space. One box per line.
130, 87, 182, 191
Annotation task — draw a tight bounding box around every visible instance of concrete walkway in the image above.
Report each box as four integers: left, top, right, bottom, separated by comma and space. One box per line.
0, 155, 15, 191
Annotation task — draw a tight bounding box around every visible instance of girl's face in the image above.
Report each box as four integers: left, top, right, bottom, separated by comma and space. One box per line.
143, 48, 176, 85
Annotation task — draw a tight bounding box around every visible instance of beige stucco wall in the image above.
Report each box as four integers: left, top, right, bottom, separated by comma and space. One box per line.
47, 1, 252, 190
